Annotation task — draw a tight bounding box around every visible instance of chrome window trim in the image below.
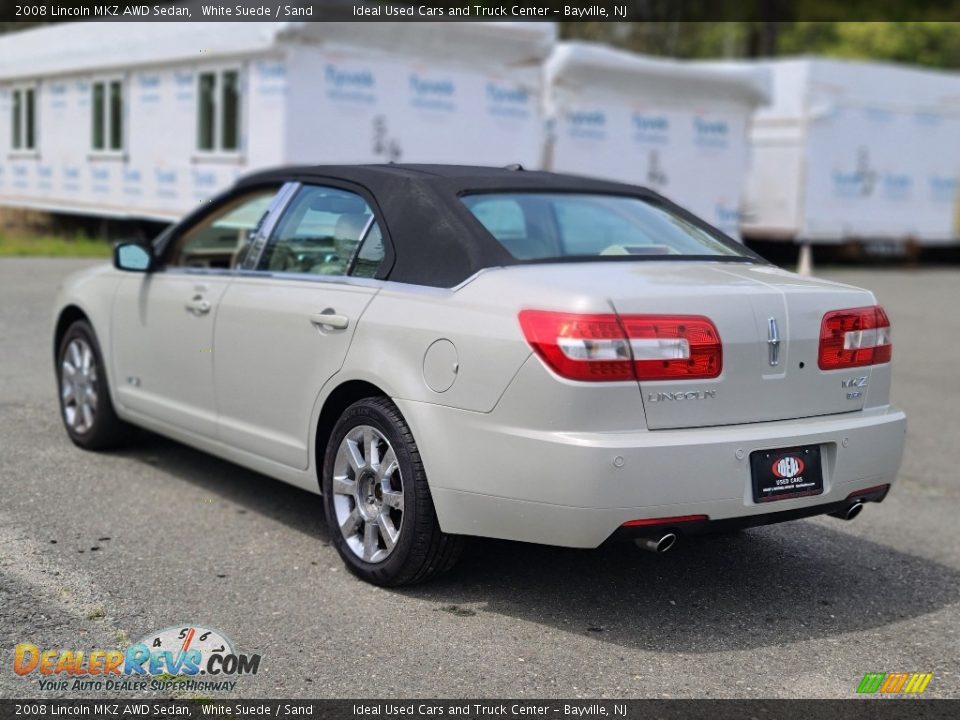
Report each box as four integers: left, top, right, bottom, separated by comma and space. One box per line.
343, 214, 378, 277
242, 181, 301, 271
232, 269, 386, 291
154, 267, 235, 278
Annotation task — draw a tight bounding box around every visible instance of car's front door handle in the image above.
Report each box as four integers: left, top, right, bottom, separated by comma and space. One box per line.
310, 310, 349, 331
185, 295, 211, 316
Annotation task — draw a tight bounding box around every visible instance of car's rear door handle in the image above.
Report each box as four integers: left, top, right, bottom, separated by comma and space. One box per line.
310, 310, 349, 331
185, 295, 211, 316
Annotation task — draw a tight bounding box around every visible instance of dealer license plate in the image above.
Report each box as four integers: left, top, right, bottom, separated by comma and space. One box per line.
750, 445, 824, 503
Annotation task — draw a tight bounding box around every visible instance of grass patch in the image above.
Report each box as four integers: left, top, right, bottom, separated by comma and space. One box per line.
85, 604, 107, 620
0, 232, 111, 258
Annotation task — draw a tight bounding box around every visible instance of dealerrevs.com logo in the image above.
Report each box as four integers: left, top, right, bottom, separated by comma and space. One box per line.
14, 625, 260, 693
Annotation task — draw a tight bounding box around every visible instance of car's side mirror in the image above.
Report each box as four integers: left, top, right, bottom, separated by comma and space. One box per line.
113, 242, 154, 273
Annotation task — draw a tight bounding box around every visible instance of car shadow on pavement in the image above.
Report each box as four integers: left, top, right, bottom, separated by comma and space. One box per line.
118, 432, 960, 654
404, 527, 960, 653
113, 432, 326, 538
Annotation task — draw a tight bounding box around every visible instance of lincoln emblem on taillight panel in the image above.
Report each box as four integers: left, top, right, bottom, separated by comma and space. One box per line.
767, 317, 781, 367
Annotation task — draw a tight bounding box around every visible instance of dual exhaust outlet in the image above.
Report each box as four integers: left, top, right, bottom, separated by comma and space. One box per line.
633, 501, 865, 554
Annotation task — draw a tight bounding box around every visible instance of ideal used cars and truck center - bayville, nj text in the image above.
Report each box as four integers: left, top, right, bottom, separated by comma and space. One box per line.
25, 5, 611, 19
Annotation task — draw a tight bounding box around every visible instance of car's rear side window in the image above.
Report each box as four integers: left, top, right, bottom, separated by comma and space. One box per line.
461, 193, 746, 260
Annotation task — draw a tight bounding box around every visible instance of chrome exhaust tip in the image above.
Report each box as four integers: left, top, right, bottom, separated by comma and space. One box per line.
830, 501, 864, 521
845, 502, 864, 520
635, 532, 678, 554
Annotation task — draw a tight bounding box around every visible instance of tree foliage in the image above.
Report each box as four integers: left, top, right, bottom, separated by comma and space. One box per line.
562, 22, 960, 69
779, 22, 960, 68
2, 19, 960, 70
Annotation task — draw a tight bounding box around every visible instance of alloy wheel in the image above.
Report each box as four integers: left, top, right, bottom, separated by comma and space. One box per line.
332, 424, 405, 563
61, 338, 99, 434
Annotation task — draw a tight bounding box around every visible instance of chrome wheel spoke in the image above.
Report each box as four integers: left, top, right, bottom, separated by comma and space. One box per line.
71, 404, 85, 431
332, 475, 356, 496
340, 507, 362, 537
344, 438, 364, 473
378, 513, 399, 551
80, 344, 93, 373
81, 403, 94, 431
68, 341, 82, 370
377, 448, 398, 481
381, 489, 403, 511
362, 521, 379, 561
364, 428, 380, 469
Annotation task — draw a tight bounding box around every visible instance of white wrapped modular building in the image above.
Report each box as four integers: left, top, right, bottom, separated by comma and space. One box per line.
741, 58, 960, 245
544, 43, 770, 237
0, 21, 554, 221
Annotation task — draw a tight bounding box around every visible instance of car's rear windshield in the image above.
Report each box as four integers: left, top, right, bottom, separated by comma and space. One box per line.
461, 192, 748, 261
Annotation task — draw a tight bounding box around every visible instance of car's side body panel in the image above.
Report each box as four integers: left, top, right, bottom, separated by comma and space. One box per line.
342, 279, 548, 414
118, 400, 320, 492
213, 274, 379, 470
111, 271, 231, 439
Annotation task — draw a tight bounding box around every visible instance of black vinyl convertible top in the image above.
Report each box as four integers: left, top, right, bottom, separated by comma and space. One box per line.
230, 164, 757, 288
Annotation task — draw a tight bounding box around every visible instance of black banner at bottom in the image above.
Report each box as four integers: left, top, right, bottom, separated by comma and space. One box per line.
1, 700, 958, 720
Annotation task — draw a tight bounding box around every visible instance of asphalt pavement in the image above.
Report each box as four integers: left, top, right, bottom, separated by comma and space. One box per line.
1, 259, 958, 699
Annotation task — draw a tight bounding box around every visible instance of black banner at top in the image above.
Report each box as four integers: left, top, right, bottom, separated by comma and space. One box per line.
4, 0, 960, 23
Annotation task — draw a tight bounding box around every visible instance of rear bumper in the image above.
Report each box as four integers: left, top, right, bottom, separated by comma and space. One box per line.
610, 483, 890, 542
397, 397, 907, 549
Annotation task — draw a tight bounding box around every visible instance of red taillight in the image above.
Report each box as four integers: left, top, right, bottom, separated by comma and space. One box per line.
621, 514, 708, 528
818, 305, 891, 370
619, 315, 722, 380
518, 311, 634, 381
518, 310, 722, 382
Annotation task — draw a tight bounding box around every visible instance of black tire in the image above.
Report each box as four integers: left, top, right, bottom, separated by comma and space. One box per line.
56, 319, 136, 450
322, 397, 463, 586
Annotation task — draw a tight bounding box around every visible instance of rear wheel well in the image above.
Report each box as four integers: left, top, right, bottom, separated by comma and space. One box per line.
315, 380, 388, 486
54, 306, 90, 362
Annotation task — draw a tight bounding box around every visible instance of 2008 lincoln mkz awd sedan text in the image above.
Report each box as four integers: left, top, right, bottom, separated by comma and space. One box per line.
52, 165, 906, 585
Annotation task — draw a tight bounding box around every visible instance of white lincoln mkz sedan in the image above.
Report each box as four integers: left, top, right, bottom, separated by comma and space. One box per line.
53, 164, 906, 585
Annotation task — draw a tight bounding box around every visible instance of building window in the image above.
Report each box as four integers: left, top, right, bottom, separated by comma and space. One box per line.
197, 69, 241, 154
91, 80, 124, 152
11, 86, 37, 151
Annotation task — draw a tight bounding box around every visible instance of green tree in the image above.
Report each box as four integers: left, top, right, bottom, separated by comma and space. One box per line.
561, 21, 960, 70
779, 22, 960, 68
